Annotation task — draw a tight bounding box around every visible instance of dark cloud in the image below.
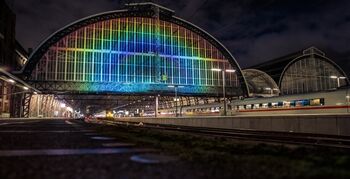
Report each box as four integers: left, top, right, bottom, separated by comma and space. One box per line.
9, 0, 350, 76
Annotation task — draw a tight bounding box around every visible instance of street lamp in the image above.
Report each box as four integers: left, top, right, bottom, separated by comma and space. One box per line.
330, 76, 346, 88
211, 68, 236, 116
168, 85, 184, 117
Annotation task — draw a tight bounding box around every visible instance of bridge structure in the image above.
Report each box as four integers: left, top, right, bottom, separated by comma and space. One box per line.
12, 3, 249, 118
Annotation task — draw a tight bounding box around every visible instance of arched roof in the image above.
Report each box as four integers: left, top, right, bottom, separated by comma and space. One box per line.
21, 2, 249, 97
249, 47, 349, 88
243, 69, 279, 96
279, 47, 349, 87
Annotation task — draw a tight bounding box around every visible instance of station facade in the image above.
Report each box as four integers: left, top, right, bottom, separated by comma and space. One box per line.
249, 47, 349, 96
22, 3, 249, 97
0, 2, 349, 117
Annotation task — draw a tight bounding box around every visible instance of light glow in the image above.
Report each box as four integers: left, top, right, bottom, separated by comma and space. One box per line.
225, 69, 236, 73
211, 68, 222, 72
66, 107, 73, 112
31, 17, 242, 95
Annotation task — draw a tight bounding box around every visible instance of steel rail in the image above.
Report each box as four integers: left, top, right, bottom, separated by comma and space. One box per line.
93, 119, 350, 149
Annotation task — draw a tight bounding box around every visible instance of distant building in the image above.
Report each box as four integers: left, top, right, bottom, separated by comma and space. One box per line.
249, 47, 349, 95
0, 0, 17, 70
0, 0, 29, 117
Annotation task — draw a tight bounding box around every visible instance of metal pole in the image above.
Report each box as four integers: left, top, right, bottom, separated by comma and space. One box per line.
222, 70, 227, 116
37, 95, 40, 117
155, 95, 159, 117
337, 78, 340, 88
154, 6, 161, 83
347, 94, 350, 113
175, 86, 178, 117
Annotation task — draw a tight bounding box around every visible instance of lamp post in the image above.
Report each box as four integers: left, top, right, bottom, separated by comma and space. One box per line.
346, 95, 350, 113
211, 68, 236, 116
330, 76, 346, 88
168, 85, 184, 117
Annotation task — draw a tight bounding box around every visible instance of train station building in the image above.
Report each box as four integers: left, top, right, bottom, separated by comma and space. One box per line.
0, 2, 349, 118
17, 3, 251, 117
248, 47, 349, 95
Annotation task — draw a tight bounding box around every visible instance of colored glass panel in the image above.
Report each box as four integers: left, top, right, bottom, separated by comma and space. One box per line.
31, 17, 241, 94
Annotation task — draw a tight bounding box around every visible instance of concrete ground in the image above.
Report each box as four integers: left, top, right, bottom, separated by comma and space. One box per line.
0, 119, 206, 179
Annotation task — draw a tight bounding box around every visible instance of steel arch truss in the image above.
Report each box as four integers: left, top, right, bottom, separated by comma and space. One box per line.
21, 3, 248, 97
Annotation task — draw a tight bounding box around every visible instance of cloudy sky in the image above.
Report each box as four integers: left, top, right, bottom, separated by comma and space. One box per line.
6, 0, 350, 73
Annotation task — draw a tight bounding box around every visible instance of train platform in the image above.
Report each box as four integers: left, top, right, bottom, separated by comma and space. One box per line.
0, 119, 204, 179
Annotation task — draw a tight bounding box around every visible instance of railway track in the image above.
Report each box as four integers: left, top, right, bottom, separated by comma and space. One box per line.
93, 119, 350, 149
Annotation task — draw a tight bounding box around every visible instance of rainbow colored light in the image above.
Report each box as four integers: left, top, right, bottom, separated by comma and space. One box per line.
32, 17, 241, 94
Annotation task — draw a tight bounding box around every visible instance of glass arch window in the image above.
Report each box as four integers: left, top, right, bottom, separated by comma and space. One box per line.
280, 56, 347, 95
30, 17, 243, 95
243, 69, 279, 96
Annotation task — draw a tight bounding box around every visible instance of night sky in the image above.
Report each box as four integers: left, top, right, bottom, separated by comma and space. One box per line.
6, 0, 350, 74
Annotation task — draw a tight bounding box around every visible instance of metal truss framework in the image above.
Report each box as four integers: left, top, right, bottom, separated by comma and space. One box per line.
22, 93, 32, 118
243, 69, 279, 97
26, 81, 241, 97
28, 94, 62, 117
249, 47, 349, 95
52, 92, 224, 116
14, 3, 253, 116
21, 2, 248, 97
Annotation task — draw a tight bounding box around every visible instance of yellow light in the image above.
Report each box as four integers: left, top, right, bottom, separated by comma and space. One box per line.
211, 68, 222, 72
225, 69, 236, 73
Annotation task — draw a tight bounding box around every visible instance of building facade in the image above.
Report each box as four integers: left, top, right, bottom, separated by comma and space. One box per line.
249, 47, 349, 95
0, 0, 31, 117
22, 3, 249, 97
0, 0, 16, 117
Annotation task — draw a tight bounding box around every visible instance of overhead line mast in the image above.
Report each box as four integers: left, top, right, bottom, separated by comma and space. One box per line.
153, 5, 161, 83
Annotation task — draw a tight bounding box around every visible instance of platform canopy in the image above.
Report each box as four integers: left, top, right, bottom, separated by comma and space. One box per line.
242, 69, 279, 97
